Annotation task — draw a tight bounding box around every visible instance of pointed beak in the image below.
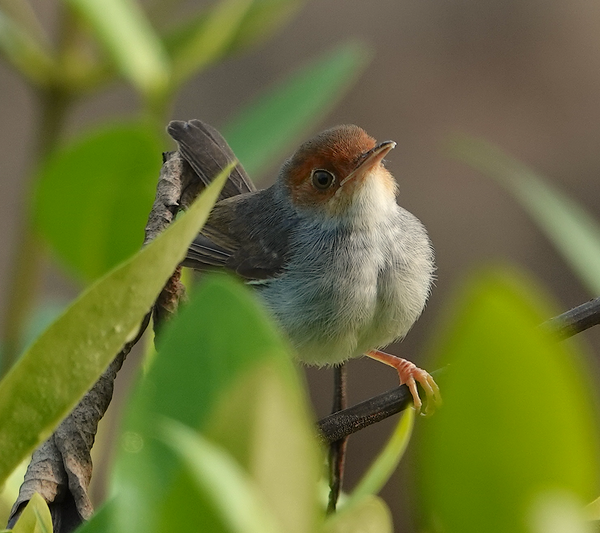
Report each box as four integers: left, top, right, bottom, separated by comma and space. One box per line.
340, 140, 396, 187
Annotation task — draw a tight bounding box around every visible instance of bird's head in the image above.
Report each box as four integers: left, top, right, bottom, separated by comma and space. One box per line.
279, 125, 397, 222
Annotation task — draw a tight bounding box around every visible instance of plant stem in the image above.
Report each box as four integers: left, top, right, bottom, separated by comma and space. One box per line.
0, 86, 70, 376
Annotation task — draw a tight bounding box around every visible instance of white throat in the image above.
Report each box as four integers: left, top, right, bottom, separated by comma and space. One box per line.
339, 169, 399, 228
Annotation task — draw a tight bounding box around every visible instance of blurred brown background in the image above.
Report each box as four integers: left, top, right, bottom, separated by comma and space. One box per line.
2, 0, 600, 529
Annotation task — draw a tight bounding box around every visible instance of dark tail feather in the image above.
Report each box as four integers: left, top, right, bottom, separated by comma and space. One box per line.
167, 119, 256, 200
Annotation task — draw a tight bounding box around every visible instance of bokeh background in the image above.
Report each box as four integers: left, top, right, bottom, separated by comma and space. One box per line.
2, 0, 600, 529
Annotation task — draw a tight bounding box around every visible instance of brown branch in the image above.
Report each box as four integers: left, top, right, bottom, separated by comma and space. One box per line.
318, 380, 413, 445
542, 297, 600, 338
145, 151, 191, 334
146, 151, 203, 334
7, 151, 199, 533
7, 313, 151, 532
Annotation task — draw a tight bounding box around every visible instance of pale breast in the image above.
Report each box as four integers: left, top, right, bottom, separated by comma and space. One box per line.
257, 207, 434, 366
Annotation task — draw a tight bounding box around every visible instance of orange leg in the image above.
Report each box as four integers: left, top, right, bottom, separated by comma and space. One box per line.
366, 349, 441, 414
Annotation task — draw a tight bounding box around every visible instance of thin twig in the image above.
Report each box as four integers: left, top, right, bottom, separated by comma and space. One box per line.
542, 297, 600, 338
318, 380, 413, 445
316, 297, 600, 444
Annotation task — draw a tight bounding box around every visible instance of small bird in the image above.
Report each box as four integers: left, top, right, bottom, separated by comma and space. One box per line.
170, 120, 440, 412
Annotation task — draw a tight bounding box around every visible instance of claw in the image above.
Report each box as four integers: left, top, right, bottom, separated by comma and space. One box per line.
366, 349, 441, 415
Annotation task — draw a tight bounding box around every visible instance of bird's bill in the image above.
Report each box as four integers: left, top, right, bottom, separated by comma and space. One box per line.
340, 140, 396, 187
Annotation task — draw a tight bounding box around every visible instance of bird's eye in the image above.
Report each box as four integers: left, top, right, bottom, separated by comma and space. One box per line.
311, 169, 335, 190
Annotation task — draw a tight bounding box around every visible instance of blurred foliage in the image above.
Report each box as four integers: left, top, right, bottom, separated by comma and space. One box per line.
2, 0, 600, 532
33, 124, 163, 282
162, 0, 301, 84
346, 408, 414, 509
422, 136, 600, 532
0, 271, 401, 532
417, 269, 599, 533
449, 136, 600, 297
112, 275, 322, 533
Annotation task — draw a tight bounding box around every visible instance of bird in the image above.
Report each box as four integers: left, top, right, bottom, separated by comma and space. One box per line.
169, 119, 440, 412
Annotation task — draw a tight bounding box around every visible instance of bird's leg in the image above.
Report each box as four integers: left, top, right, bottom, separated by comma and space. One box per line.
366, 350, 441, 414
327, 364, 348, 514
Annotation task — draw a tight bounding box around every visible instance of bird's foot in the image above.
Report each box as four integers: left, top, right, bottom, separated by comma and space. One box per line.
366, 349, 441, 415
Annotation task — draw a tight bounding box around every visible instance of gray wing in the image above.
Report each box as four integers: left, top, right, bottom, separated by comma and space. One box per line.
167, 119, 256, 201
182, 189, 297, 280
169, 119, 296, 280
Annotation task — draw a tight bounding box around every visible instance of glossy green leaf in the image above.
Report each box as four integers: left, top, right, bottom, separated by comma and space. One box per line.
321, 495, 393, 533
112, 275, 320, 533
0, 168, 228, 485
417, 268, 600, 533
0, 9, 53, 86
64, 0, 169, 98
449, 136, 600, 295
223, 41, 370, 177
34, 123, 163, 282
345, 408, 414, 507
158, 418, 280, 533
11, 493, 52, 533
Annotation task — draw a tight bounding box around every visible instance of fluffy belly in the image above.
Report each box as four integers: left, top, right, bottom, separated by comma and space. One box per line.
258, 250, 424, 366
256, 204, 433, 366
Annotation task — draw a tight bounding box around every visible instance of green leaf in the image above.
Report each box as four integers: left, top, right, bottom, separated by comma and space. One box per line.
33, 123, 163, 282
64, 0, 169, 99
0, 168, 228, 486
0, 460, 28, 520
112, 275, 321, 533
321, 495, 393, 533
158, 418, 280, 533
449, 136, 600, 295
11, 493, 52, 533
0, 9, 53, 85
345, 408, 414, 507
223, 41, 371, 177
417, 268, 600, 533
166, 0, 255, 86
22, 301, 68, 354
529, 491, 593, 533
205, 363, 321, 533
221, 0, 301, 54
163, 0, 300, 77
